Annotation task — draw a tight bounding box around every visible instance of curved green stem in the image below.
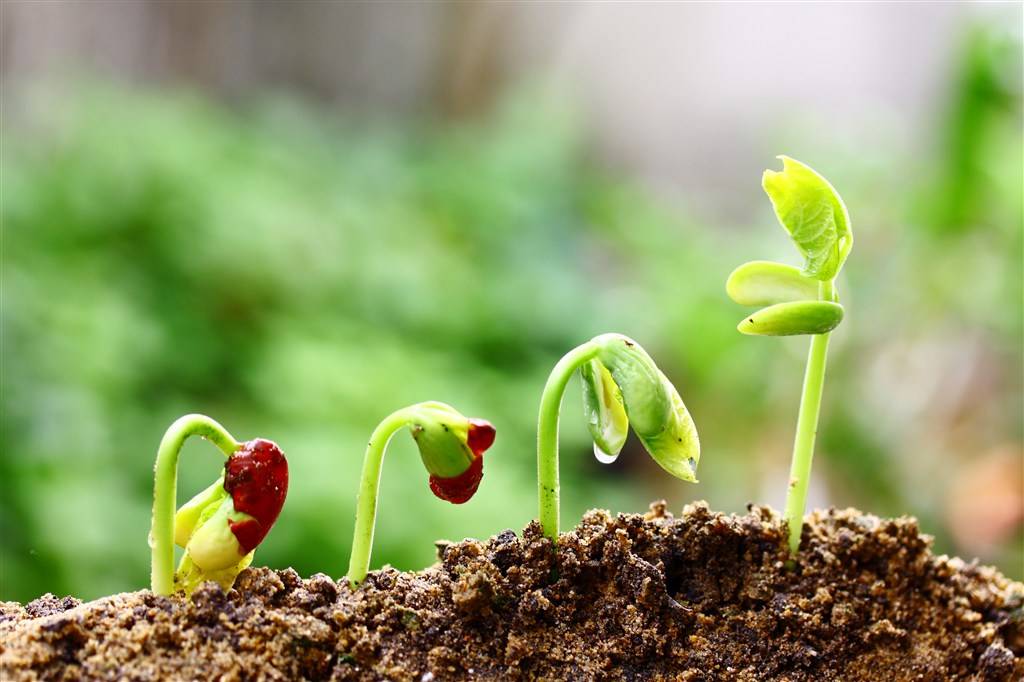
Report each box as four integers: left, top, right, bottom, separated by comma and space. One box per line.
347, 406, 418, 587
150, 414, 239, 595
784, 280, 835, 554
537, 340, 601, 541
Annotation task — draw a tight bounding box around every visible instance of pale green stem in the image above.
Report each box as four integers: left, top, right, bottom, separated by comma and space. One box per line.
783, 280, 835, 554
347, 407, 417, 588
537, 340, 601, 541
150, 414, 239, 595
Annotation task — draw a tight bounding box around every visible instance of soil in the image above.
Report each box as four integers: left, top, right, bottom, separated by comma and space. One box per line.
2, 502, 1022, 681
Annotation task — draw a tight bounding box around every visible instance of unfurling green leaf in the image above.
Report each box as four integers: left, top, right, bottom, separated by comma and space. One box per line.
738, 300, 844, 336
726, 260, 821, 306
581, 359, 628, 460
590, 334, 700, 481
762, 156, 852, 281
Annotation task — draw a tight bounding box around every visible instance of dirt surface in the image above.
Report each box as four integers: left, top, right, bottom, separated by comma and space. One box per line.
2, 502, 1022, 681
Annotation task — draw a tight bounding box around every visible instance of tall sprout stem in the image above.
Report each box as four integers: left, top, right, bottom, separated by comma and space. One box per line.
537, 341, 600, 541
783, 280, 835, 554
347, 407, 416, 588
151, 414, 239, 595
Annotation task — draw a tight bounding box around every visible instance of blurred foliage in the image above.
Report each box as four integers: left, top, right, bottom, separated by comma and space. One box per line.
2, 29, 1021, 601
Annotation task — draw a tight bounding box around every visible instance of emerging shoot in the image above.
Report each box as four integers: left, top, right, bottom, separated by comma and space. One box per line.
726, 156, 853, 555
537, 333, 700, 540
150, 414, 289, 596
347, 402, 496, 587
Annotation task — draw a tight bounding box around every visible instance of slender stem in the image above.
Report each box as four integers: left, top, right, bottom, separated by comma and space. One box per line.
347, 407, 417, 587
151, 414, 239, 595
537, 341, 601, 541
784, 280, 835, 554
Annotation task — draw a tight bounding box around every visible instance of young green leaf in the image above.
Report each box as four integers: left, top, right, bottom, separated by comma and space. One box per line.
581, 358, 629, 460
738, 300, 844, 336
762, 156, 852, 281
726, 260, 820, 306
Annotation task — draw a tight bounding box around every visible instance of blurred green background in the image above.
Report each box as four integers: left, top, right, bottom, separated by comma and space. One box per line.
2, 3, 1022, 602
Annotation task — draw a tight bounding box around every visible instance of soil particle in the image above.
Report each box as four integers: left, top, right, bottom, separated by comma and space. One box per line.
2, 502, 1021, 681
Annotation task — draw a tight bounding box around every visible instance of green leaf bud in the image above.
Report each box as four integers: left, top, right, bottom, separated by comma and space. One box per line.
407, 401, 495, 504
593, 334, 670, 437
589, 334, 700, 482
408, 402, 478, 476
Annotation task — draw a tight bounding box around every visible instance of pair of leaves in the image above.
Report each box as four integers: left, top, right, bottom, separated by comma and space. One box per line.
727, 261, 844, 336
580, 334, 700, 482
727, 157, 852, 336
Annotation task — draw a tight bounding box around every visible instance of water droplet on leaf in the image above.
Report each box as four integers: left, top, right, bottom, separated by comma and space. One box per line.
593, 442, 619, 464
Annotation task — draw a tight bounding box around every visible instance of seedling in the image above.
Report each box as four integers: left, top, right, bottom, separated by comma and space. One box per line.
347, 402, 496, 587
537, 333, 700, 540
726, 156, 852, 554
150, 414, 289, 595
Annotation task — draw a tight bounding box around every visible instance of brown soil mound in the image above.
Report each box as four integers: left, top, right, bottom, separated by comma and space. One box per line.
2, 502, 1022, 681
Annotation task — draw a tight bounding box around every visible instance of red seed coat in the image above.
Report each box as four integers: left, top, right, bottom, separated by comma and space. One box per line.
224, 439, 289, 553
466, 419, 496, 456
429, 419, 495, 504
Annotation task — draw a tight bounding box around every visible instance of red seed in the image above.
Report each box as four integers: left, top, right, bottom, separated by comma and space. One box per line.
429, 454, 484, 504
466, 419, 496, 457
224, 439, 289, 553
